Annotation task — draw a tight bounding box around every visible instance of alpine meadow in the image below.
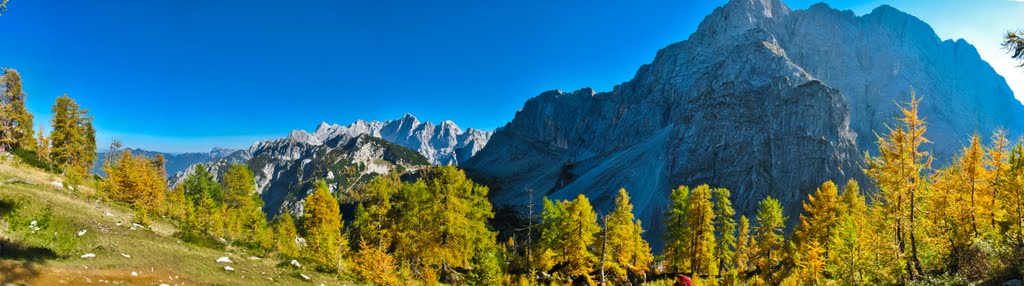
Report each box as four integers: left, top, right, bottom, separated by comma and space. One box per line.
4, 0, 1024, 285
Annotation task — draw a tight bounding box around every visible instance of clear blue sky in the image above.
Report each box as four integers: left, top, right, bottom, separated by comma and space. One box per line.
0, 0, 1020, 153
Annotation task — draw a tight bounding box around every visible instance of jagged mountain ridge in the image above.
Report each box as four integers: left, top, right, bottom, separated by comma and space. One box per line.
169, 114, 489, 217
300, 113, 492, 166
93, 147, 239, 177
171, 133, 430, 217
463, 0, 1023, 251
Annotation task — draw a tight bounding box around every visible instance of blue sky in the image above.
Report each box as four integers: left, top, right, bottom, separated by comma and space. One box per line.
0, 0, 1021, 153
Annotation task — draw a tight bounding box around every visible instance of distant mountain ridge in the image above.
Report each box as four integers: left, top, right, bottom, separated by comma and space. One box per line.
463, 0, 1023, 251
302, 113, 492, 166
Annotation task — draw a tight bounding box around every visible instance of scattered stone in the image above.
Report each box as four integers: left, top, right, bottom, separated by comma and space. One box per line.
248, 256, 261, 260
49, 181, 63, 188
80, 253, 96, 259
121, 253, 131, 259
104, 212, 113, 217
216, 256, 233, 263
77, 229, 87, 236
131, 271, 138, 276
159, 284, 170, 286
1, 179, 35, 186
300, 273, 311, 281
290, 260, 301, 268
224, 266, 235, 271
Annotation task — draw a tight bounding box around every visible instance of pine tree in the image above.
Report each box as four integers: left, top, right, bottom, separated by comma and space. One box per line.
714, 188, 737, 280
352, 240, 401, 285
688, 185, 716, 275
82, 120, 96, 169
536, 196, 567, 272
1009, 142, 1024, 246
827, 179, 871, 284
466, 245, 504, 286
183, 165, 221, 203
753, 196, 786, 285
1, 68, 34, 151
164, 185, 188, 221
351, 203, 372, 249
391, 180, 432, 269
961, 134, 990, 237
49, 94, 93, 181
35, 126, 49, 168
603, 189, 653, 283
423, 166, 495, 276
1005, 30, 1024, 67
793, 181, 842, 264
272, 211, 300, 257
986, 129, 1010, 227
664, 185, 691, 271
793, 240, 826, 284
103, 150, 167, 216
302, 180, 345, 270
735, 215, 752, 275
221, 165, 260, 239
561, 194, 600, 281
864, 91, 930, 281
356, 174, 400, 248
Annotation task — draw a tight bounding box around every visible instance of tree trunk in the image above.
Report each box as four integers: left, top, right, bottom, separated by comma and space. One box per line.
600, 215, 608, 286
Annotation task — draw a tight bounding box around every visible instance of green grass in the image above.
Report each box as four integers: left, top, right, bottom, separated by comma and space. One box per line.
8, 147, 54, 172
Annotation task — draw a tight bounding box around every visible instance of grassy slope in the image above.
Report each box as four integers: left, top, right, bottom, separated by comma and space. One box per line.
0, 159, 358, 285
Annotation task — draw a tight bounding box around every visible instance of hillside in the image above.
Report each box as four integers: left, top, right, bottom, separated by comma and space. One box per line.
0, 157, 354, 285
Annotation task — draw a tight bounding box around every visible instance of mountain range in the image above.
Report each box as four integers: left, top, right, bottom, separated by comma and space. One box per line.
168, 114, 490, 216
462, 0, 1023, 250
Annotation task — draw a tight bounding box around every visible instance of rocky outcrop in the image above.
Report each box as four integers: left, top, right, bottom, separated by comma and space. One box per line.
170, 133, 429, 218
311, 114, 492, 166
463, 0, 1023, 251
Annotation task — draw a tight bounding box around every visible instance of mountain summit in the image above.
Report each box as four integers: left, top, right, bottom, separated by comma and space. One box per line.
463, 0, 1022, 250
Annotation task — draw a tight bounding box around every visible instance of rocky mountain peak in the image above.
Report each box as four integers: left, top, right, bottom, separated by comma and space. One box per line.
286, 129, 321, 145
464, 0, 1023, 252
726, 0, 790, 18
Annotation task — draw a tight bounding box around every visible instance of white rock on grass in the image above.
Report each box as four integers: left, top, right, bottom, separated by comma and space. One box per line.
216, 256, 233, 263
77, 229, 87, 236
290, 260, 301, 268
131, 271, 138, 276
80, 253, 96, 259
121, 253, 131, 259
300, 273, 311, 281
224, 266, 235, 271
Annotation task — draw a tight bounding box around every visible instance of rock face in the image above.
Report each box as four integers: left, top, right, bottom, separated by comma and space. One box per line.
463, 0, 1023, 251
170, 133, 429, 217
310, 114, 492, 166
169, 114, 488, 217
93, 147, 239, 177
